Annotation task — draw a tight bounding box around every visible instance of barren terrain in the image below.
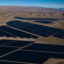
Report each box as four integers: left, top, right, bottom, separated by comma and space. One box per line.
0, 6, 64, 64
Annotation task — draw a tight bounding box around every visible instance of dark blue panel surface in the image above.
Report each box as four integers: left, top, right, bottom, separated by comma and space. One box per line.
0, 61, 20, 64
23, 43, 64, 52
7, 20, 63, 37
0, 30, 16, 37
0, 26, 38, 39
34, 21, 53, 24
0, 46, 17, 56
7, 41, 33, 47
0, 51, 49, 64
53, 31, 64, 39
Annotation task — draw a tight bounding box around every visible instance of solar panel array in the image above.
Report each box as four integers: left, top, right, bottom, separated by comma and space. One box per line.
7, 20, 64, 38
34, 21, 53, 24
0, 19, 64, 64
0, 26, 38, 38
14, 17, 58, 21
0, 40, 64, 64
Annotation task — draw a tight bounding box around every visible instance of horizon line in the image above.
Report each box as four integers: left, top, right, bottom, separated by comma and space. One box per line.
0, 5, 64, 9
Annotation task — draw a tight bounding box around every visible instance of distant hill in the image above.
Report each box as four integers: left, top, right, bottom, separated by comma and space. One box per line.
57, 8, 64, 11
0, 6, 64, 12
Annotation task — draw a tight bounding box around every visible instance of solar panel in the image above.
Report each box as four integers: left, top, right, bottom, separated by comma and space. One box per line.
0, 46, 17, 56
0, 40, 15, 45
6, 40, 33, 47
0, 40, 64, 64
53, 30, 64, 39
0, 61, 20, 64
14, 17, 58, 21
0, 30, 16, 37
0, 26, 38, 39
34, 21, 53, 24
7, 20, 63, 37
0, 61, 35, 64
0, 50, 49, 64
23, 43, 64, 52
0, 39, 33, 47
0, 19, 64, 64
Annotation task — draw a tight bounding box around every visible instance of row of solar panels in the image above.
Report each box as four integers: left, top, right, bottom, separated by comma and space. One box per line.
0, 26, 38, 38
6, 20, 64, 39
0, 40, 64, 64
0, 40, 64, 52
0, 21, 64, 39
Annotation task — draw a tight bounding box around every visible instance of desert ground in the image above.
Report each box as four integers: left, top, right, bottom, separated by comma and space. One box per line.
0, 7, 64, 64
0, 10, 64, 45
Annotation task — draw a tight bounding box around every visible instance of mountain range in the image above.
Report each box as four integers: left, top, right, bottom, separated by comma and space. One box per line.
0, 6, 64, 12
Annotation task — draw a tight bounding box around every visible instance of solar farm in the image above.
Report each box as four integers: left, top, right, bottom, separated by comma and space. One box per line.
0, 11, 64, 64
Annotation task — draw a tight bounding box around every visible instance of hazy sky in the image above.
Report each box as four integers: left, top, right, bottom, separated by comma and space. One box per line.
0, 0, 64, 8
